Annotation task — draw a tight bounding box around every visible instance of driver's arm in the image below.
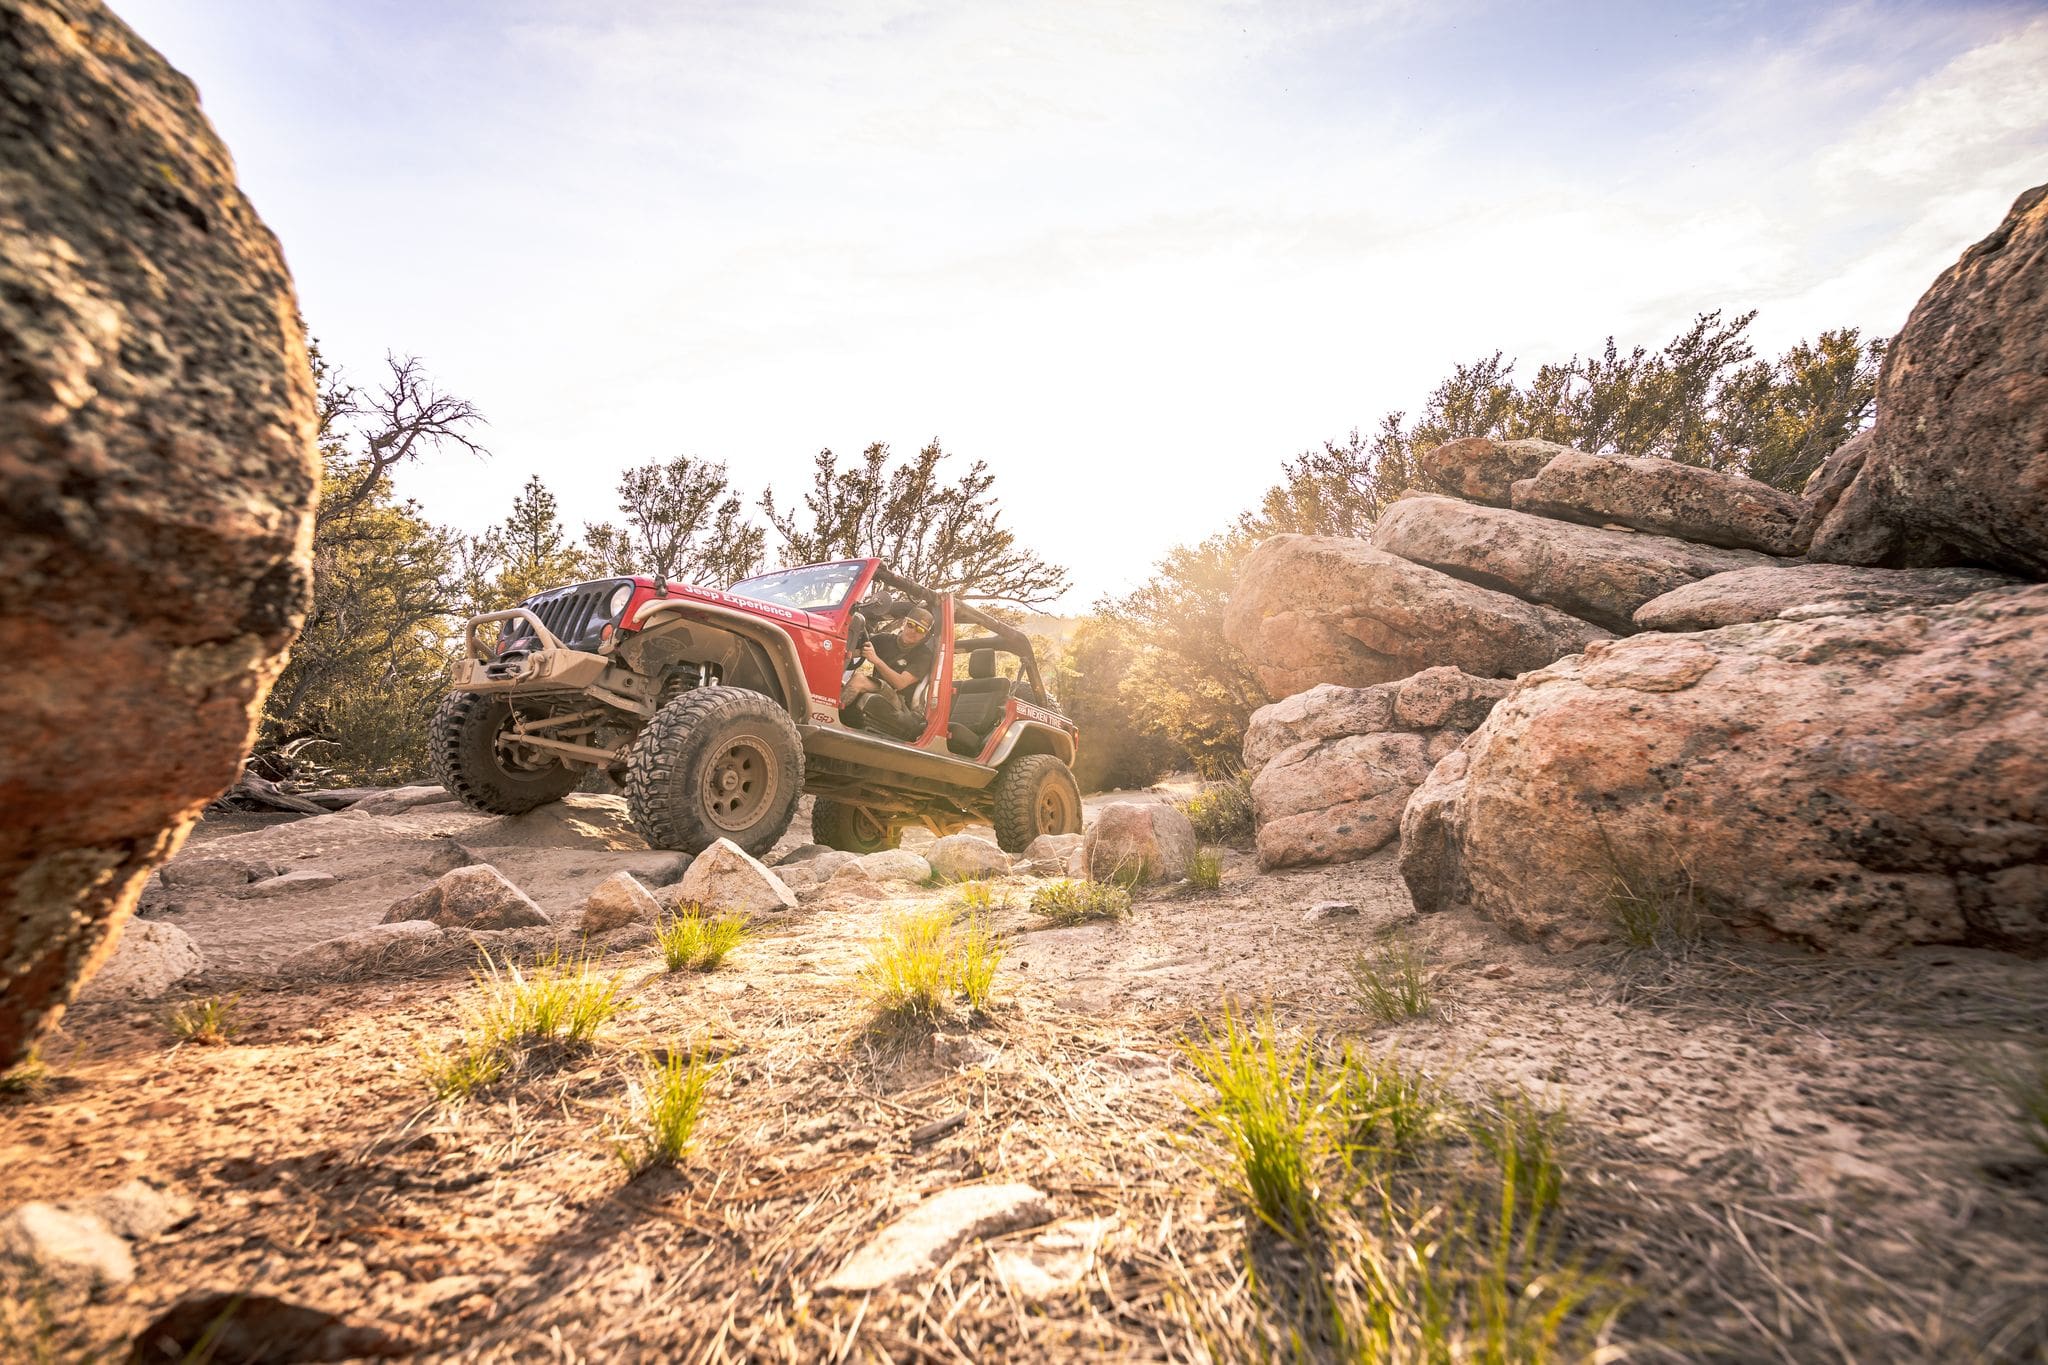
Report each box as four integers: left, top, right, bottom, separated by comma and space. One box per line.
862, 643, 915, 691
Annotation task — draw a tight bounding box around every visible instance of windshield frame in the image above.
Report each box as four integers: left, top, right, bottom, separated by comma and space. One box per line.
725, 560, 872, 614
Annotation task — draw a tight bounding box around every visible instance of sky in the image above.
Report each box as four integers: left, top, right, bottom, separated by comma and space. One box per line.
117, 0, 2048, 611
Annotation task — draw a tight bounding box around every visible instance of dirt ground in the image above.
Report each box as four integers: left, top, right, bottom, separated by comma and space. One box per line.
4, 795, 2046, 1362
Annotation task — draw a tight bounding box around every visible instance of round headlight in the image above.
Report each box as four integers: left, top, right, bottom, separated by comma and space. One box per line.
609, 584, 634, 618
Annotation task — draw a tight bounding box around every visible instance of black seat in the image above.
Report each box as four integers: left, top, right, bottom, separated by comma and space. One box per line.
947, 648, 1013, 755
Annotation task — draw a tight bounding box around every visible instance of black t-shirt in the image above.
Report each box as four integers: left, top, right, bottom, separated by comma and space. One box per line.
871, 631, 936, 701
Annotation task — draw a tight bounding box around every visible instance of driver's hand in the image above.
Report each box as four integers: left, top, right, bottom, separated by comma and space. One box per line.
860, 642, 880, 666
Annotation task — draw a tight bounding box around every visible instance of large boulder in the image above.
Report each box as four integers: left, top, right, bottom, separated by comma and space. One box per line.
1634, 563, 2019, 632
674, 839, 798, 914
1223, 535, 1610, 699
1244, 683, 1396, 773
1797, 430, 1951, 569
1856, 184, 2048, 577
1372, 494, 1777, 632
379, 865, 551, 930
1253, 732, 1446, 870
1401, 586, 2048, 954
1083, 803, 1197, 884
72, 920, 203, 1002
1509, 450, 1806, 556
1417, 437, 1580, 506
0, 0, 319, 1068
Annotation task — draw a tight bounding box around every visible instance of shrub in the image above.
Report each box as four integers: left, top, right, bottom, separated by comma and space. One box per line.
952, 879, 1004, 914
616, 1046, 716, 1173
166, 996, 237, 1045
1029, 879, 1132, 926
1188, 847, 1224, 892
1177, 772, 1256, 848
655, 903, 752, 973
1349, 937, 1433, 1023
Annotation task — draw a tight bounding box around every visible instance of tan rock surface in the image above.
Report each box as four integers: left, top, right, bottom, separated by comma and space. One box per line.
1401, 586, 2048, 954
1797, 430, 1952, 569
0, 0, 319, 1067
379, 865, 551, 930
1083, 803, 1198, 884
1510, 450, 1806, 556
676, 840, 798, 914
1253, 733, 1432, 870
1373, 494, 1777, 631
1634, 563, 2019, 632
1243, 683, 1395, 773
1416, 436, 1580, 506
578, 872, 661, 933
1223, 535, 1609, 699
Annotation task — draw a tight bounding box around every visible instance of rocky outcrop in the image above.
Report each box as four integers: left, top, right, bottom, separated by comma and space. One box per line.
675, 839, 798, 914
380, 866, 551, 930
1859, 184, 2048, 577
1510, 450, 1807, 556
1796, 430, 1949, 569
1634, 563, 2018, 632
1418, 436, 1579, 506
1247, 668, 1503, 869
1222, 535, 1610, 699
0, 0, 320, 1068
1401, 587, 2048, 955
1083, 803, 1198, 885
1373, 494, 1777, 632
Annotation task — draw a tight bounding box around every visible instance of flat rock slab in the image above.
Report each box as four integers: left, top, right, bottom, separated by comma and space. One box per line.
824, 1183, 1053, 1292
241, 869, 339, 897
1634, 563, 2020, 632
1510, 450, 1807, 556
280, 921, 445, 979
0, 1202, 135, 1299
1417, 436, 1581, 506
1373, 493, 1777, 632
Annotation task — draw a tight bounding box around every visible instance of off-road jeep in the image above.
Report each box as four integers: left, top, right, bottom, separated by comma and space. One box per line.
432, 559, 1083, 858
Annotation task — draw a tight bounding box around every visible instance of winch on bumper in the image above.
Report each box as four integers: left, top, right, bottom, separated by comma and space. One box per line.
449, 607, 613, 693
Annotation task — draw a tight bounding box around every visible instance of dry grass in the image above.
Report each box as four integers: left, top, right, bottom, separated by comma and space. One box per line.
1030, 878, 1133, 925
1987, 1046, 2048, 1156
420, 948, 627, 1102
1178, 772, 1257, 848
858, 908, 1008, 1025
0, 1048, 49, 1098
1189, 847, 1225, 892
165, 995, 237, 1045
1350, 936, 1434, 1023
655, 903, 752, 973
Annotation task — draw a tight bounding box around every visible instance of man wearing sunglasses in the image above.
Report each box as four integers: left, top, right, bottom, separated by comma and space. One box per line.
841, 605, 935, 740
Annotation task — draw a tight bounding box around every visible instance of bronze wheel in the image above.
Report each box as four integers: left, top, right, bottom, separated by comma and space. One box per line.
990, 753, 1083, 853
624, 687, 804, 855
701, 735, 775, 833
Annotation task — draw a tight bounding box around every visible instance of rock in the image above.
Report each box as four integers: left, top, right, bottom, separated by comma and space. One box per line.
1400, 586, 2048, 954
815, 862, 886, 901
73, 921, 202, 1002
577, 872, 660, 933
83, 1179, 194, 1241
379, 865, 550, 930
772, 844, 834, 866
159, 856, 274, 890
990, 1216, 1117, 1300
128, 1292, 413, 1364
1083, 803, 1197, 884
461, 794, 650, 851
1417, 437, 1581, 506
1391, 667, 1515, 731
857, 849, 933, 885
0, 1202, 133, 1299
1253, 733, 1432, 869
1223, 535, 1610, 699
926, 835, 1010, 882
1509, 450, 1807, 556
1634, 564, 2020, 632
823, 1183, 1054, 1293
930, 1032, 999, 1069
1244, 683, 1395, 774
240, 870, 339, 898
0, 0, 320, 1070
1800, 428, 1953, 568
1303, 900, 1358, 923
674, 839, 798, 914
418, 841, 479, 876
279, 921, 445, 979
1019, 833, 1084, 877
774, 851, 859, 892
1855, 183, 2048, 576
1372, 494, 1778, 632
351, 785, 455, 816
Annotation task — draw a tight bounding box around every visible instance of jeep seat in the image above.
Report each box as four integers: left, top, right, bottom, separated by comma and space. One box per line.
947, 648, 1013, 755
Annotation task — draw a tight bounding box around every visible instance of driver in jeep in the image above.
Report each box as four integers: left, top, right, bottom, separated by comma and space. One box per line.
840, 604, 934, 741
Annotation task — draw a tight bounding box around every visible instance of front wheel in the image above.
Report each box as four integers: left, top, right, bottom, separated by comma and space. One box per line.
990, 753, 1082, 853
623, 687, 804, 855
430, 692, 582, 815
811, 799, 903, 854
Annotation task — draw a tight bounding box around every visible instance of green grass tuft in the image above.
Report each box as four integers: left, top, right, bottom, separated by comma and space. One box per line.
420, 949, 627, 1102
951, 879, 1004, 914
419, 1036, 509, 1103
1176, 772, 1256, 848
616, 1046, 716, 1173
1349, 937, 1434, 1023
949, 912, 1006, 1013
166, 995, 238, 1045
655, 902, 752, 973
1328, 1043, 1447, 1168
1029, 878, 1133, 926
1988, 1047, 2048, 1155
860, 908, 959, 1022
1475, 1089, 1569, 1226
0, 1048, 50, 1099
1188, 847, 1224, 892
1180, 1004, 1326, 1237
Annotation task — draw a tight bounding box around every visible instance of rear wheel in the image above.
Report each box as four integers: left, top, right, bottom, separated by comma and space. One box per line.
811, 799, 903, 854
623, 687, 804, 855
430, 692, 581, 815
990, 753, 1082, 853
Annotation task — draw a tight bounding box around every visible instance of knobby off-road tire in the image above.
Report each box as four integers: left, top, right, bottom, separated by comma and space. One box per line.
990, 753, 1083, 853
811, 799, 903, 854
431, 691, 581, 815
624, 687, 804, 856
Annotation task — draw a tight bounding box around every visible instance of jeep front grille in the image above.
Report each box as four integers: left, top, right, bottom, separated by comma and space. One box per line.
503, 581, 627, 653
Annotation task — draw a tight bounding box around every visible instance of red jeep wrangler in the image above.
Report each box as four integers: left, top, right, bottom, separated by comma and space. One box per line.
431, 559, 1083, 857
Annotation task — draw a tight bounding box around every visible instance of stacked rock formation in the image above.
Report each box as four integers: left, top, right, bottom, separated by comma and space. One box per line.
0, 0, 319, 1068
1227, 182, 2045, 952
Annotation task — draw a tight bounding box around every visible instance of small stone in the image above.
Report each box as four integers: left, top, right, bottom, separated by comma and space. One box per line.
240, 869, 338, 898
858, 849, 933, 885
925, 835, 1010, 882
76, 921, 204, 1002
578, 872, 660, 933
674, 839, 799, 914
379, 865, 550, 929
773, 844, 834, 866
0, 1202, 134, 1299
82, 1179, 195, 1241
931, 1032, 998, 1070
1019, 833, 1083, 876
824, 1183, 1053, 1293
1302, 901, 1358, 923
1481, 963, 1514, 979
777, 851, 859, 891
990, 1216, 1118, 1299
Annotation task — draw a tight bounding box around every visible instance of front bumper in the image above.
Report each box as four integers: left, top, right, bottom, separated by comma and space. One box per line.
449, 645, 610, 693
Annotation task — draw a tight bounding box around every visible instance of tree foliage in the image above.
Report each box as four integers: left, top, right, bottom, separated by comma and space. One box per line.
584, 456, 764, 587
762, 440, 1069, 605
1048, 619, 1188, 792
473, 475, 595, 608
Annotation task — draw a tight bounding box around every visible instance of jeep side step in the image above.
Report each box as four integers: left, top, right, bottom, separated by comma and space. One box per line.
796, 725, 997, 791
